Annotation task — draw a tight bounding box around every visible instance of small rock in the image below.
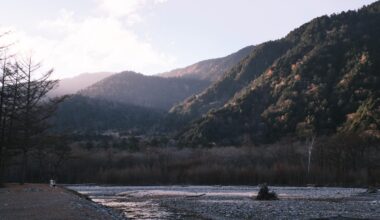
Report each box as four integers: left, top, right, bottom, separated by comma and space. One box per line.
256, 184, 278, 200
366, 187, 378, 194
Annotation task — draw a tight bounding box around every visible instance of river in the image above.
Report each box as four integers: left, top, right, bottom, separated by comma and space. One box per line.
67, 185, 380, 219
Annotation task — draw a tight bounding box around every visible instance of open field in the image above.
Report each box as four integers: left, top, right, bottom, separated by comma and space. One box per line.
68, 185, 380, 220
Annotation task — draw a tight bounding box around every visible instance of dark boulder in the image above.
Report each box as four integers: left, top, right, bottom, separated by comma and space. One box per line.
256, 184, 278, 200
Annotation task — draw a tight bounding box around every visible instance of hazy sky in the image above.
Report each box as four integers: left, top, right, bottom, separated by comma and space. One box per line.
0, 0, 376, 79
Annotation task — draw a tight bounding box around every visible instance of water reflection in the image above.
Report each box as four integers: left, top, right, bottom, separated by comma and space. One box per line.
91, 196, 172, 219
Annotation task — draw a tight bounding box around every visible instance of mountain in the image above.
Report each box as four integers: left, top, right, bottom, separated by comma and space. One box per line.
170, 41, 291, 118
49, 72, 114, 97
177, 2, 380, 146
160, 46, 255, 82
80, 71, 210, 110
53, 95, 164, 133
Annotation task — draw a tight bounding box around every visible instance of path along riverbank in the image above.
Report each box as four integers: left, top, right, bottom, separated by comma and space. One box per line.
0, 183, 122, 220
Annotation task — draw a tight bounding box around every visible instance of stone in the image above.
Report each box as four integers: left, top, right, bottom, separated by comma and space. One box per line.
366, 187, 378, 194
256, 184, 278, 200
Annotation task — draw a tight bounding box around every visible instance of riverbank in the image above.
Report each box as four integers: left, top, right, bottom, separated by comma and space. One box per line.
0, 183, 122, 220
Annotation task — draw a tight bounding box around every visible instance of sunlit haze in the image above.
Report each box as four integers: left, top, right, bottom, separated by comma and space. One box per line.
0, 0, 376, 79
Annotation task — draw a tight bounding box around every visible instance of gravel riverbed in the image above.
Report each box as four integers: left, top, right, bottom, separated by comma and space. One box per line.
67, 185, 380, 220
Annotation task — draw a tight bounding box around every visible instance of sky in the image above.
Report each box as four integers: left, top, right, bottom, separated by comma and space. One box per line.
0, 0, 377, 79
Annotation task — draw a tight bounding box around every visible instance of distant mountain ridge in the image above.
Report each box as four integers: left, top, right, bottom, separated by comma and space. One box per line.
160, 46, 255, 82
80, 71, 210, 110
53, 47, 257, 132
49, 72, 114, 97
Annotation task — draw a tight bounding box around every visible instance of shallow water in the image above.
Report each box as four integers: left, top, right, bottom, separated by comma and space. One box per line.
67, 185, 376, 220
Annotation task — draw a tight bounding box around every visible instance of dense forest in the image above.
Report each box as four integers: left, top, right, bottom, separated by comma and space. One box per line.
52, 95, 164, 133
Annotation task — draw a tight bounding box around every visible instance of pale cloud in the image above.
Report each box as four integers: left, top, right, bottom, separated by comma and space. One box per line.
41, 14, 175, 78
125, 13, 143, 26
97, 0, 145, 18
154, 0, 168, 3
97, 0, 168, 19
96, 0, 168, 25
39, 9, 76, 33
0, 26, 57, 79
0, 0, 174, 79
0, 26, 48, 61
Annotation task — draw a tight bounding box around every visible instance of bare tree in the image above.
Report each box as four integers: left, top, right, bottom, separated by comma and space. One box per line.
14, 56, 61, 184
0, 31, 66, 185
0, 43, 18, 185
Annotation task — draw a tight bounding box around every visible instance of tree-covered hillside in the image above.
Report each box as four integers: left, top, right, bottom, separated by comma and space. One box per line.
52, 95, 164, 133
80, 71, 210, 110
170, 41, 291, 118
177, 2, 380, 146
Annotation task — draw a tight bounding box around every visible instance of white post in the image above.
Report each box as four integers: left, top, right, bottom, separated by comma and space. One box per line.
50, 179, 56, 187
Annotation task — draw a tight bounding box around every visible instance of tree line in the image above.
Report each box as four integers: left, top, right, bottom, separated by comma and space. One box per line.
0, 33, 64, 185
25, 133, 377, 186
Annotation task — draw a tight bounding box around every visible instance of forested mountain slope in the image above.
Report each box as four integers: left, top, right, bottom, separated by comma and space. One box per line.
80, 71, 209, 110
177, 2, 380, 146
170, 41, 291, 118
53, 95, 164, 133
